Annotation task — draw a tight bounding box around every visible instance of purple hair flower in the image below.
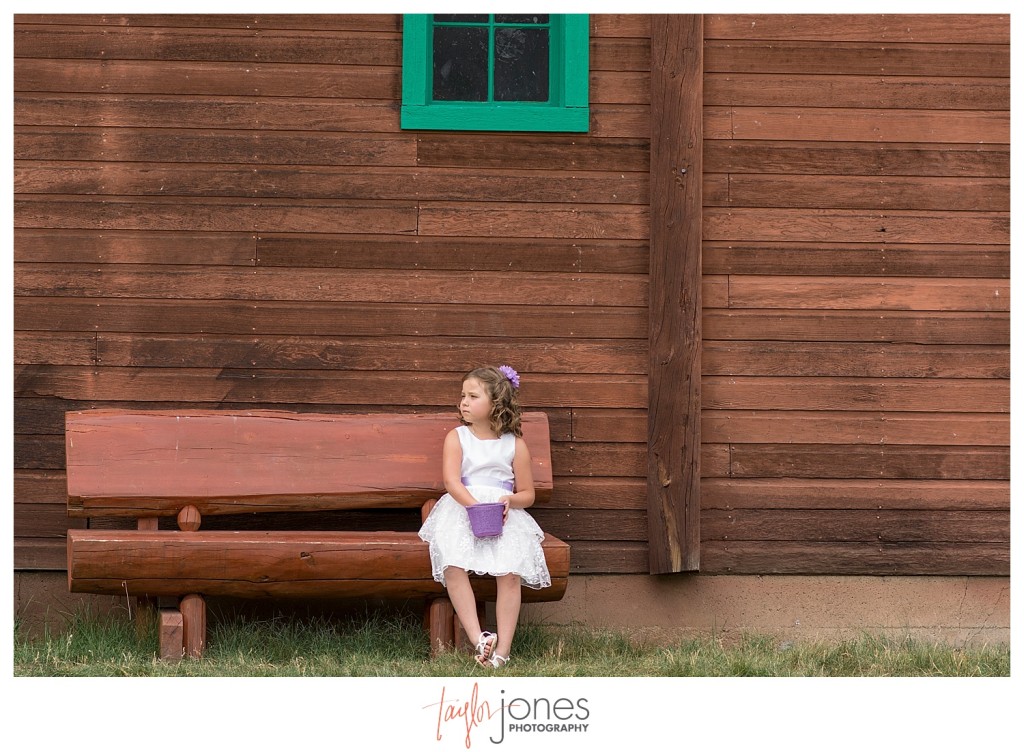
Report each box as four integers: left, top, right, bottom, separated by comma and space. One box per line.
497, 364, 520, 389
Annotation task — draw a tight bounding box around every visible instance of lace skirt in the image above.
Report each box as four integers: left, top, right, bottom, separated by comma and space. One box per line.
418, 486, 552, 590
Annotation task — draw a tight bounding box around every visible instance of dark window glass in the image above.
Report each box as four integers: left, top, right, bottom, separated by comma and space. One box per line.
433, 26, 489, 101
495, 14, 549, 24
434, 14, 489, 23
494, 27, 549, 102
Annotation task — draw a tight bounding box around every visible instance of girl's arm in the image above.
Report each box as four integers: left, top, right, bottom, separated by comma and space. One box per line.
500, 437, 536, 514
442, 428, 478, 508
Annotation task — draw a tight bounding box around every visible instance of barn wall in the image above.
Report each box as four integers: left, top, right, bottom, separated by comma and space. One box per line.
699, 14, 1010, 575
13, 14, 1011, 580
12, 14, 651, 572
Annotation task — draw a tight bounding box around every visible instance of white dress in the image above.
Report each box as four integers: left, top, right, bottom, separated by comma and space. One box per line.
418, 426, 551, 590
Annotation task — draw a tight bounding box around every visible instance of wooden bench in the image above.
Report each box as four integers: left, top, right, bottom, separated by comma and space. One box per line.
64, 409, 570, 660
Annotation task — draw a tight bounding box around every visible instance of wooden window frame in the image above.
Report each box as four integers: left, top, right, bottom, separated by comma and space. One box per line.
400, 13, 590, 132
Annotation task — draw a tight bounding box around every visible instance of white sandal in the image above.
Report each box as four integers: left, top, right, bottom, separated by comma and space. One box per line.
477, 652, 509, 669
474, 631, 497, 661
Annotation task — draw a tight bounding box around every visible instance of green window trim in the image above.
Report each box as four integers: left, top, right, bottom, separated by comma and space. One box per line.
401, 13, 589, 132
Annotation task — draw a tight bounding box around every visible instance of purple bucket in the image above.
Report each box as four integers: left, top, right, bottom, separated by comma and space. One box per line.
466, 502, 504, 538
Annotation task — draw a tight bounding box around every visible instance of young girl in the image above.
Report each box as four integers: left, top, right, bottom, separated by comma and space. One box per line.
418, 365, 551, 668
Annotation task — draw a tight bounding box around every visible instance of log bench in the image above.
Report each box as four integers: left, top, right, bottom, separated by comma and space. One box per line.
64, 409, 570, 660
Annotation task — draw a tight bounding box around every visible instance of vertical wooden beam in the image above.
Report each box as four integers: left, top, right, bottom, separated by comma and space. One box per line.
648, 14, 703, 573
180, 594, 207, 658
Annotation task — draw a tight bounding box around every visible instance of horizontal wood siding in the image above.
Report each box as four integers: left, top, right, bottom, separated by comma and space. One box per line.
700, 14, 1010, 575
13, 14, 651, 573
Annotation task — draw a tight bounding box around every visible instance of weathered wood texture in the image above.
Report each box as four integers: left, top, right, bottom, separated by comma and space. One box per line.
700, 13, 1009, 576
68, 530, 571, 600
13, 14, 651, 573
13, 14, 1010, 579
65, 410, 553, 516
648, 15, 701, 573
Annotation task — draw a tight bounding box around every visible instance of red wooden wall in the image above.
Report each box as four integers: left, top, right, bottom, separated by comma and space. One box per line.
13, 14, 1009, 578
13, 14, 651, 573
698, 14, 1010, 575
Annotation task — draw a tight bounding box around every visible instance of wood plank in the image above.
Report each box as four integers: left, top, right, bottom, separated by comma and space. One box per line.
15, 59, 400, 100
15, 263, 649, 307
712, 175, 1008, 212
15, 299, 648, 338
701, 541, 1008, 576
67, 529, 569, 599
418, 202, 650, 240
701, 478, 1010, 511
703, 376, 1008, 412
65, 410, 552, 516
704, 40, 1010, 77
727, 276, 1009, 312
704, 411, 1009, 447
14, 197, 419, 234
17, 366, 647, 410
95, 334, 647, 374
728, 107, 1009, 144
703, 310, 1008, 345
553, 477, 647, 510
571, 408, 646, 442
15, 93, 400, 132
15, 331, 96, 365
415, 134, 649, 172
703, 14, 1009, 44
591, 71, 649, 104
648, 14, 702, 573
257, 234, 650, 275
14, 15, 403, 32
15, 161, 650, 205
706, 73, 1008, 110
702, 241, 1010, 278
14, 25, 402, 66
14, 434, 64, 469
15, 502, 84, 537
564, 541, 649, 574
591, 37, 650, 71
15, 127, 418, 166
589, 104, 649, 139
591, 15, 650, 38
702, 342, 1010, 379
728, 445, 1009, 480
532, 509, 647, 542
704, 208, 1008, 245
704, 139, 1009, 177
704, 509, 1009, 543
14, 539, 68, 570
15, 229, 256, 265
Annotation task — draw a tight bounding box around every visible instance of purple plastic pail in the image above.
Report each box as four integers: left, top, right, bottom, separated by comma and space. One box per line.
466, 502, 504, 538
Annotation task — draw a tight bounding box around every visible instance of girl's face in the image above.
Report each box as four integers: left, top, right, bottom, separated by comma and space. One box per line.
459, 377, 493, 427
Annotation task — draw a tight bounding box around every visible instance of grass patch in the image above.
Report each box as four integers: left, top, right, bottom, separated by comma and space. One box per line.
14, 608, 1009, 677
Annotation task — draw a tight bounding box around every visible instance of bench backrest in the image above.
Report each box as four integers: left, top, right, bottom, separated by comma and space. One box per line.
66, 410, 553, 518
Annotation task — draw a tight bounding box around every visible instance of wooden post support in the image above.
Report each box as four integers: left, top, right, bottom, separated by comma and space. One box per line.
134, 517, 160, 637
180, 593, 206, 658
159, 609, 184, 661
427, 597, 455, 657
648, 14, 703, 574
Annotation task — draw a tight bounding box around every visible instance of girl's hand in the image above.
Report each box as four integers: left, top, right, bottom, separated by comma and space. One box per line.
498, 496, 511, 523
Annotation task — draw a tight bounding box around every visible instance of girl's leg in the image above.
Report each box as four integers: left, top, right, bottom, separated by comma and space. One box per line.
444, 567, 487, 645
493, 573, 522, 658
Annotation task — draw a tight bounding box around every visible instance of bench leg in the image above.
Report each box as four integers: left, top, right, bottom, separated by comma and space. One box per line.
427, 597, 455, 658
159, 609, 184, 660
181, 594, 207, 659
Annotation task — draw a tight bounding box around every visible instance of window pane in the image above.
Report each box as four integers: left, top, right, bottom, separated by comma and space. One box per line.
433, 26, 489, 101
494, 27, 549, 102
495, 14, 549, 24
434, 14, 489, 23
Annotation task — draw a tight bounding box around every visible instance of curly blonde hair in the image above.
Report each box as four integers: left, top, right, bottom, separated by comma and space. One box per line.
460, 366, 523, 437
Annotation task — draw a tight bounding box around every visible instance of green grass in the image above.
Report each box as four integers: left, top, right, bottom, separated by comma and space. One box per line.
14, 607, 1009, 677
